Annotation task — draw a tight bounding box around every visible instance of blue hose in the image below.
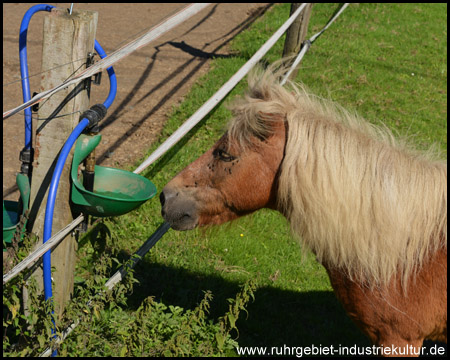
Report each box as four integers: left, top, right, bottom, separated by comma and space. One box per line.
42, 40, 117, 306
18, 5, 117, 147
41, 43, 116, 355
94, 40, 117, 109
18, 5, 117, 355
42, 117, 90, 301
19, 4, 55, 150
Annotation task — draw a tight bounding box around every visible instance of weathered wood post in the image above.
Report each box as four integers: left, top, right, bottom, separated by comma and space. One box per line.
26, 7, 98, 316
282, 3, 313, 81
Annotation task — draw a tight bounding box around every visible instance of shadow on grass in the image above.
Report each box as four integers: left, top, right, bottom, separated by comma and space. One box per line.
124, 254, 370, 350
81, 223, 445, 356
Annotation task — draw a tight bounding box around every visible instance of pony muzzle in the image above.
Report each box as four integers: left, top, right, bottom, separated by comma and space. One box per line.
160, 187, 199, 230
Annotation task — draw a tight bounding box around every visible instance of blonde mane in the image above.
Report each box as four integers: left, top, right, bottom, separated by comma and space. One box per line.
227, 65, 447, 287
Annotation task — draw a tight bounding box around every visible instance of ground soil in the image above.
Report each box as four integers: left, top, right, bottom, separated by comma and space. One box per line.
3, 3, 271, 201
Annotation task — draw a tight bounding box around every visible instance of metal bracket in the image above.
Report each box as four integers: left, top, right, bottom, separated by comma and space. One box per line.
32, 92, 39, 112
86, 52, 102, 87
93, 71, 102, 86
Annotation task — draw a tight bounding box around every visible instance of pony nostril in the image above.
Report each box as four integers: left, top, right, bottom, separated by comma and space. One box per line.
159, 191, 166, 207
159, 187, 198, 230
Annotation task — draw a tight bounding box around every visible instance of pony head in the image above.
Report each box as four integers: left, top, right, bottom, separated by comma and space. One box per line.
161, 64, 447, 287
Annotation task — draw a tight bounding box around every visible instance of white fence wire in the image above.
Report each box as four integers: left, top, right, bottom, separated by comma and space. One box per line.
3, 3, 211, 120
3, 2, 352, 355
4, 3, 310, 286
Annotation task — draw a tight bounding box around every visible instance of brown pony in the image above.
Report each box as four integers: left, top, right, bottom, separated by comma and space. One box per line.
160, 65, 447, 355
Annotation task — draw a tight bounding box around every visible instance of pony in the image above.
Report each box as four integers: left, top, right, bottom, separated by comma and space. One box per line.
160, 65, 447, 355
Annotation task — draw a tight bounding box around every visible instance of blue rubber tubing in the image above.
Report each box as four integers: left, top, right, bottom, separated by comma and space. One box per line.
42, 40, 117, 305
19, 4, 55, 150
42, 118, 89, 357
19, 4, 117, 149
94, 40, 117, 109
42, 118, 89, 299
19, 5, 118, 354
41, 41, 116, 354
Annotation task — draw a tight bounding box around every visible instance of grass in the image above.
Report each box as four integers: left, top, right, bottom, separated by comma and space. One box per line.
107, 2, 446, 350
80, 1, 448, 351
4, 3, 446, 356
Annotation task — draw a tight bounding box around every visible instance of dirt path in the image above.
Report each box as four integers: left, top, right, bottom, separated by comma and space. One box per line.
3, 3, 271, 200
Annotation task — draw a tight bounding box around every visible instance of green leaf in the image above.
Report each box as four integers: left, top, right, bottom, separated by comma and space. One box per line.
215, 333, 225, 350
120, 346, 128, 357
228, 313, 236, 329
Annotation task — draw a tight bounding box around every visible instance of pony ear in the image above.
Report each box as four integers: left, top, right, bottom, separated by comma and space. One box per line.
257, 111, 283, 121
254, 112, 284, 141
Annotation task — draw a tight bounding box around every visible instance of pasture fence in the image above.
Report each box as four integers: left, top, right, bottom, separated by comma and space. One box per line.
4, 2, 314, 285
282, 3, 313, 82
3, 3, 350, 355
2, 3, 211, 121
26, 6, 98, 316
281, 3, 349, 85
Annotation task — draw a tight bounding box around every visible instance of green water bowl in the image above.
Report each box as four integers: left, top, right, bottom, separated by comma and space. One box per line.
71, 134, 157, 217
3, 201, 20, 247
3, 173, 29, 249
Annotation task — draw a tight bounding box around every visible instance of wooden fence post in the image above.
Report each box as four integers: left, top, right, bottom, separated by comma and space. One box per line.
282, 3, 313, 81
26, 7, 98, 316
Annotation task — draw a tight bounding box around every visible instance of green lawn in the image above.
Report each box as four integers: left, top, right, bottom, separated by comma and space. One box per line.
82, 2, 448, 353
5, 3, 446, 356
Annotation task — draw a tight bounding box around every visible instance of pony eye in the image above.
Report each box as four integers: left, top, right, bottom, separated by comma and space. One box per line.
213, 148, 236, 162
